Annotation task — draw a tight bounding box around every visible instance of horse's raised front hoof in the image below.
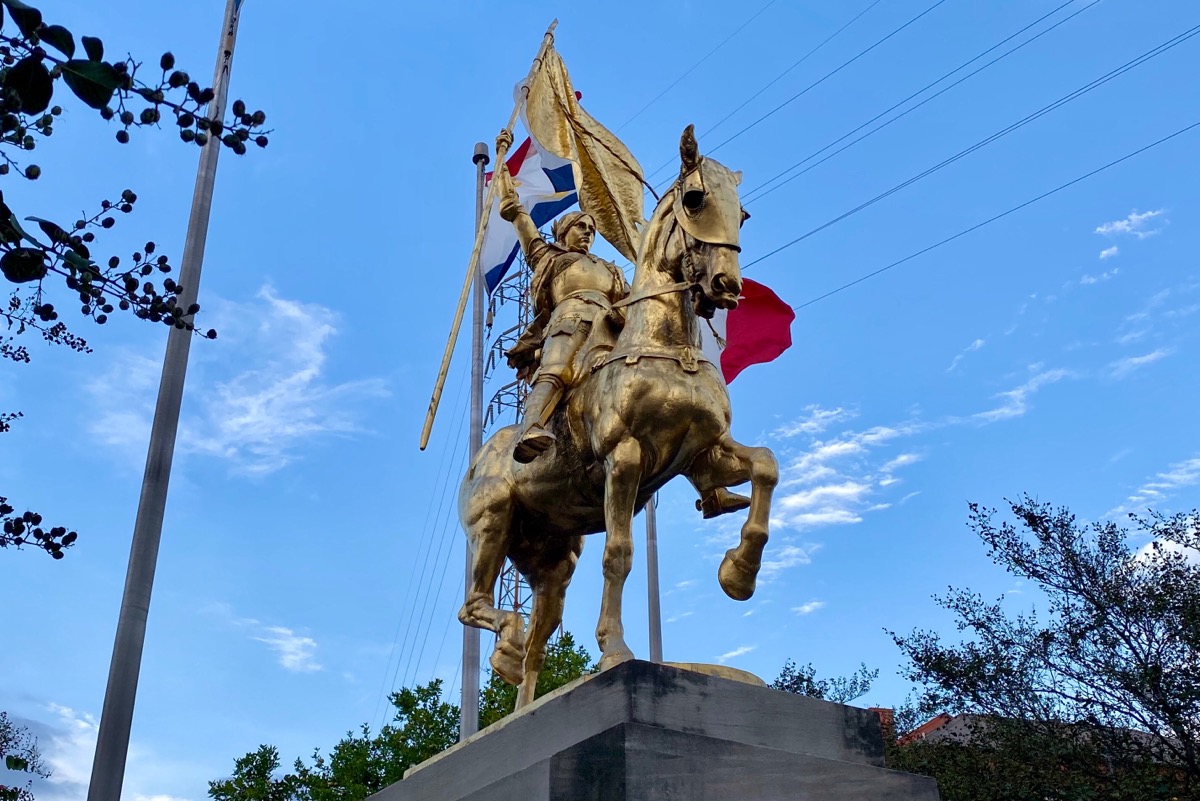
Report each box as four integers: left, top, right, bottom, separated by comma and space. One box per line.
598, 648, 635, 672
718, 548, 759, 601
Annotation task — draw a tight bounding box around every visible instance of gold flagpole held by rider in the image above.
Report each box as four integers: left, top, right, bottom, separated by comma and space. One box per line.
419, 20, 558, 451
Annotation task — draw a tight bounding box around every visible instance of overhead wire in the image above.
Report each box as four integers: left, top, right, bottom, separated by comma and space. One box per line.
741, 23, 1200, 270
652, 0, 953, 193
741, 0, 1098, 204
403, 447, 472, 690
786, 120, 1200, 310
398, 433, 470, 691
616, 0, 781, 133
642, 0, 887, 183
371, 357, 471, 730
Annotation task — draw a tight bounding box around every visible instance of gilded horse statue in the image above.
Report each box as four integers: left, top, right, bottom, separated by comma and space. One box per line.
458, 126, 778, 708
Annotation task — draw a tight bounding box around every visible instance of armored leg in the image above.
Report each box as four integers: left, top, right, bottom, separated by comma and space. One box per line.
696, 487, 753, 519
514, 374, 564, 463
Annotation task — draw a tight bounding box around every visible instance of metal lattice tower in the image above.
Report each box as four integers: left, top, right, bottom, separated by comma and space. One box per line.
484, 252, 533, 622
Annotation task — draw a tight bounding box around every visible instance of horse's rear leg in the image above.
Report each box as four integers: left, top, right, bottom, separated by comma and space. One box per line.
516, 535, 582, 710
689, 438, 779, 601
596, 438, 642, 671
458, 478, 525, 686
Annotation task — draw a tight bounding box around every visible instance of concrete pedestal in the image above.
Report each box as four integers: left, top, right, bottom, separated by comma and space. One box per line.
369, 660, 940, 801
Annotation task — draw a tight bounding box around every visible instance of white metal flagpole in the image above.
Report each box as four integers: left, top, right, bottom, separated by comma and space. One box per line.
461, 141, 489, 740
87, 2, 245, 798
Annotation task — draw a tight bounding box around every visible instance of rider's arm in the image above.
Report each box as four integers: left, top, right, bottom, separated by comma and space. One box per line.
497, 166, 546, 257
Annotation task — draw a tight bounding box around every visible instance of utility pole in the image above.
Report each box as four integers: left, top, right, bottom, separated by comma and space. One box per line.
87, 2, 245, 798
461, 141, 489, 740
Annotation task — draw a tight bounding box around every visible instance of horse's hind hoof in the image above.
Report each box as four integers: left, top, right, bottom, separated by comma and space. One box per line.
490, 640, 525, 686
718, 549, 758, 601
598, 648, 634, 672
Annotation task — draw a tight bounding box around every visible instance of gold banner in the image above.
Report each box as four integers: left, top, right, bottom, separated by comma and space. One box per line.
523, 46, 645, 263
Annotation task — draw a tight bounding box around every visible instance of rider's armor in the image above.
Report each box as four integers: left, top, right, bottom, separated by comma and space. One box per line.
506, 229, 628, 463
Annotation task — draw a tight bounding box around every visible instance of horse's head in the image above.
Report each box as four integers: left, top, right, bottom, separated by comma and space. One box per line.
673, 124, 746, 313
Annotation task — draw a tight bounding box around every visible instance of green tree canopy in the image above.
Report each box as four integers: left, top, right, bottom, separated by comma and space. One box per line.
478, 630, 595, 729
890, 497, 1200, 800
770, 659, 878, 705
210, 633, 597, 801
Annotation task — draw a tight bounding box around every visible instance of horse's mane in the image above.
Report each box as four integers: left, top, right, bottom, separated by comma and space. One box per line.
635, 184, 678, 269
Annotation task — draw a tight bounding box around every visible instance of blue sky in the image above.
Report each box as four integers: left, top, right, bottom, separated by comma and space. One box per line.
3, 0, 1199, 797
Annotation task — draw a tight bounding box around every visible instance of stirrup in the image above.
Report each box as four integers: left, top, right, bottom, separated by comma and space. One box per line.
513, 425, 556, 463
696, 488, 752, 519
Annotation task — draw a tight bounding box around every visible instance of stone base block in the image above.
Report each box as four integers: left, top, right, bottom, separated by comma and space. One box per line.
369, 661, 939, 801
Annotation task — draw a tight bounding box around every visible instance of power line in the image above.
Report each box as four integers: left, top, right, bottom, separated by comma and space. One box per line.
642, 0, 886, 183
616, 0, 781, 133
741, 0, 1096, 204
403, 449, 471, 690
652, 0, 952, 193
371, 359, 471, 730
742, 23, 1200, 269
785, 120, 1200, 310
398, 443, 470, 691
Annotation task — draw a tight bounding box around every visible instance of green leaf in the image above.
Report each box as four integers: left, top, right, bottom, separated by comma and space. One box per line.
7, 213, 46, 247
61, 58, 119, 110
40, 23, 75, 58
0, 0, 42, 39
27, 215, 64, 242
4, 55, 52, 114
81, 34, 103, 62
5, 754, 29, 771
62, 248, 94, 273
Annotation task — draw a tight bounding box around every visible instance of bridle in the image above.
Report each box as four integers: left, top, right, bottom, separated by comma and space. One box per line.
612, 176, 740, 311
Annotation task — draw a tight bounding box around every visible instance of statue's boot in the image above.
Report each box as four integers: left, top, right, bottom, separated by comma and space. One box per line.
696, 487, 752, 519
514, 378, 563, 463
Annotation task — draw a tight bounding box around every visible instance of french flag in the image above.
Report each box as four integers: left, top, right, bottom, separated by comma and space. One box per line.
700, 277, 796, 383
480, 135, 579, 293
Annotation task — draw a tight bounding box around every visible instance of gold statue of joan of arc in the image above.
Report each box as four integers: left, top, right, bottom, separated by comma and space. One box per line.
493, 130, 749, 519
496, 133, 627, 462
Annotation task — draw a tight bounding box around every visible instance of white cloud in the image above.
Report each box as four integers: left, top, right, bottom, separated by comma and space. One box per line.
39, 703, 97, 796
85, 287, 387, 476
792, 600, 826, 615
1098, 246, 1119, 260
1134, 538, 1200, 567
207, 602, 323, 673
666, 611, 694, 624
972, 368, 1072, 423
13, 705, 207, 801
1117, 329, 1148, 345
779, 481, 871, 510
183, 288, 389, 474
785, 510, 862, 528
1081, 267, 1118, 285
1108, 348, 1173, 379
251, 625, 322, 673
1095, 208, 1166, 239
1111, 456, 1200, 516
759, 543, 821, 579
882, 453, 922, 473
773, 405, 856, 438
716, 645, 756, 664
946, 338, 985, 372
